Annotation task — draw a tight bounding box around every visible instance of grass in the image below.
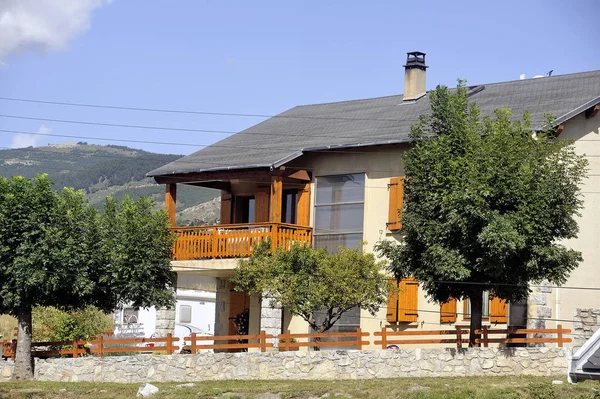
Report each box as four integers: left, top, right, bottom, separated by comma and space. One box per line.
0, 377, 599, 399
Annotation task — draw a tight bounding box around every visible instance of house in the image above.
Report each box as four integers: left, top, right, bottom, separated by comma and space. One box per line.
147, 52, 600, 347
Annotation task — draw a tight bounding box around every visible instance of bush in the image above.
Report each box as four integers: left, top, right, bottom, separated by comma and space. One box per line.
33, 306, 114, 342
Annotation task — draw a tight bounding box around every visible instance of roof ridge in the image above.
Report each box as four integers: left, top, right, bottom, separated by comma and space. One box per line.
464, 69, 600, 89
293, 93, 404, 108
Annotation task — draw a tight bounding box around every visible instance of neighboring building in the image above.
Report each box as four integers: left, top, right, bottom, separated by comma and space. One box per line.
147, 52, 600, 347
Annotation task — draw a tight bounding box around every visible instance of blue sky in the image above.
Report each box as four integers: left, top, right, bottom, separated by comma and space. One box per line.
0, 0, 598, 155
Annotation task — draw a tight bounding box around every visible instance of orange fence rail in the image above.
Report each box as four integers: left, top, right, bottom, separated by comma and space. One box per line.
374, 327, 471, 349
184, 331, 273, 352
474, 325, 571, 347
277, 329, 370, 351
88, 334, 179, 356
171, 222, 312, 260
2, 339, 87, 360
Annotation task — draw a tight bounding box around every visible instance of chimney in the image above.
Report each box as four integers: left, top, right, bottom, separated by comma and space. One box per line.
403, 51, 428, 101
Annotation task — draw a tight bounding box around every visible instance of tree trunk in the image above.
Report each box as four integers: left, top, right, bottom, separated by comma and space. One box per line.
468, 290, 483, 347
13, 308, 34, 380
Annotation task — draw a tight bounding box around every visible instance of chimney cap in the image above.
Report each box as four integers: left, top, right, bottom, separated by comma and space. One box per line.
404, 51, 428, 71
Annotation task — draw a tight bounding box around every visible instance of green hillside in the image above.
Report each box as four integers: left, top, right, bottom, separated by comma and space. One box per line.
0, 142, 220, 224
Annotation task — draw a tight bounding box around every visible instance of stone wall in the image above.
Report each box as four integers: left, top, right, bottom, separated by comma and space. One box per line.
154, 307, 176, 338
0, 360, 13, 381
528, 281, 554, 329
573, 308, 600, 350
30, 347, 570, 383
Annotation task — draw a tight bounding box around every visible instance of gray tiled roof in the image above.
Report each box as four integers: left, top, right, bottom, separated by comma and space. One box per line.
148, 70, 600, 177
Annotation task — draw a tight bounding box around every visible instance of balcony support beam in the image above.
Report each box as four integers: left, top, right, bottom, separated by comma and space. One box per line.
165, 183, 177, 227
297, 183, 311, 226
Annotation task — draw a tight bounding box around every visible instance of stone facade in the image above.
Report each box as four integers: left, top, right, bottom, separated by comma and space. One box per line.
573, 308, 600, 350
528, 281, 554, 330
0, 360, 13, 381
28, 347, 570, 383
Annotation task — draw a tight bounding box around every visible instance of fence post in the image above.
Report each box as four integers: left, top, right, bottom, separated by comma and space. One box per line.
190, 332, 197, 354
72, 338, 79, 358
259, 330, 267, 352
456, 327, 462, 349
98, 335, 104, 358
166, 333, 174, 355
212, 229, 219, 259
355, 328, 363, 350
381, 327, 388, 349
11, 339, 16, 360
271, 224, 279, 251
482, 325, 489, 348
557, 324, 563, 347
282, 330, 291, 352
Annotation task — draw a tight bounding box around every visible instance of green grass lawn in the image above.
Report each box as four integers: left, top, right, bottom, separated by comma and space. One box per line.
0, 377, 599, 399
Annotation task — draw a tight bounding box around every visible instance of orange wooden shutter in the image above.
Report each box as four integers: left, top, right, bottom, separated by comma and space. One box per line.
490, 297, 508, 324
220, 191, 232, 224
386, 279, 399, 323
440, 298, 457, 323
387, 177, 404, 231
254, 187, 270, 222
297, 184, 311, 226
398, 277, 418, 322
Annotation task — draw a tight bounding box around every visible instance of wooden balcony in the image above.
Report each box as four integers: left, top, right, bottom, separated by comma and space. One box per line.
171, 222, 312, 261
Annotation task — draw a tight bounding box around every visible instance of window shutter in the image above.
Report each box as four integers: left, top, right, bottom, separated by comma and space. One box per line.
398, 277, 418, 322
490, 297, 508, 324
254, 187, 270, 222
386, 279, 399, 323
387, 176, 404, 231
220, 191, 232, 224
440, 298, 457, 323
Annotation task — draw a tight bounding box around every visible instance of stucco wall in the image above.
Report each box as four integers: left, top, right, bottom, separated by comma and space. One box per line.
28, 347, 570, 383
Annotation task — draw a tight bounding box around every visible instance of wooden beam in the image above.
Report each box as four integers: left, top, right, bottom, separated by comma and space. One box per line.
165, 183, 177, 227
220, 191, 232, 224
297, 183, 311, 226
586, 104, 600, 119
153, 169, 273, 185
554, 124, 564, 135
285, 169, 312, 181
186, 181, 231, 191
269, 176, 283, 223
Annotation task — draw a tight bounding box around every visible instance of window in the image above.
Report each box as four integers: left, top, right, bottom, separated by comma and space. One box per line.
281, 190, 298, 224
313, 173, 365, 253
463, 293, 508, 323
233, 196, 255, 223
464, 291, 490, 319
123, 308, 139, 324
440, 298, 457, 323
179, 305, 192, 324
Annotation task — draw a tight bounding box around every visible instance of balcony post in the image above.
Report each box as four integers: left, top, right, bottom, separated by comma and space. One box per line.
165, 183, 177, 227
269, 176, 283, 223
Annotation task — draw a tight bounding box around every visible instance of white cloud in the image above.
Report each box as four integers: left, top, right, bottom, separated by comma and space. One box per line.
11, 125, 51, 148
0, 0, 112, 61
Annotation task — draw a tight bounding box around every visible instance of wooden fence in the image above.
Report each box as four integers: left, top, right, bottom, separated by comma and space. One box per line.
183, 331, 273, 353
171, 222, 312, 260
474, 325, 571, 347
374, 327, 471, 349
1, 326, 572, 359
278, 329, 369, 351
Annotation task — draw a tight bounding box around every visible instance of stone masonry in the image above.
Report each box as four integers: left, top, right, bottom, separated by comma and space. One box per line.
154, 307, 176, 338
573, 308, 600, 350
528, 281, 553, 330
29, 347, 570, 383
260, 297, 282, 347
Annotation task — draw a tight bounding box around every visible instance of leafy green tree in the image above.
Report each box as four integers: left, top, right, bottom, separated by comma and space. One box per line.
33, 306, 114, 342
376, 82, 587, 346
0, 175, 175, 379
232, 242, 389, 333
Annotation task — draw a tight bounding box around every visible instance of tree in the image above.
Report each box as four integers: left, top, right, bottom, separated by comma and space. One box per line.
231, 241, 389, 334
375, 82, 587, 346
0, 175, 175, 379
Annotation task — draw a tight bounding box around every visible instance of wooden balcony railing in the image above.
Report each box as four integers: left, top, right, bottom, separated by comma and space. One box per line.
171, 222, 312, 260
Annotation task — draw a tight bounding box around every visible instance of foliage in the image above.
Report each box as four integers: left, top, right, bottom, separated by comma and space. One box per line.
0, 174, 176, 378
232, 241, 389, 333
375, 81, 587, 343
32, 306, 113, 342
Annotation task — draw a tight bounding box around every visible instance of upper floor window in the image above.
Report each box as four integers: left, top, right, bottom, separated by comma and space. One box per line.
313, 173, 365, 253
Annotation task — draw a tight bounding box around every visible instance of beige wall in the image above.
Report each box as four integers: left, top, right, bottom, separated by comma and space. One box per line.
557, 112, 600, 333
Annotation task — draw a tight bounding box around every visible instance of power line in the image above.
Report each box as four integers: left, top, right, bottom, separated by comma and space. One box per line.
0, 96, 415, 122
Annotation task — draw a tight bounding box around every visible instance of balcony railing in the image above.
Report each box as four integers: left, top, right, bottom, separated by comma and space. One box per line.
171, 222, 313, 261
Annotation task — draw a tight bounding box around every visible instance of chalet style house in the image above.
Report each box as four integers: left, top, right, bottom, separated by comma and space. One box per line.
148, 52, 600, 346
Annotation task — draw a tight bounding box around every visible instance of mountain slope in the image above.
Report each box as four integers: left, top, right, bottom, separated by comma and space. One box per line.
0, 142, 220, 224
